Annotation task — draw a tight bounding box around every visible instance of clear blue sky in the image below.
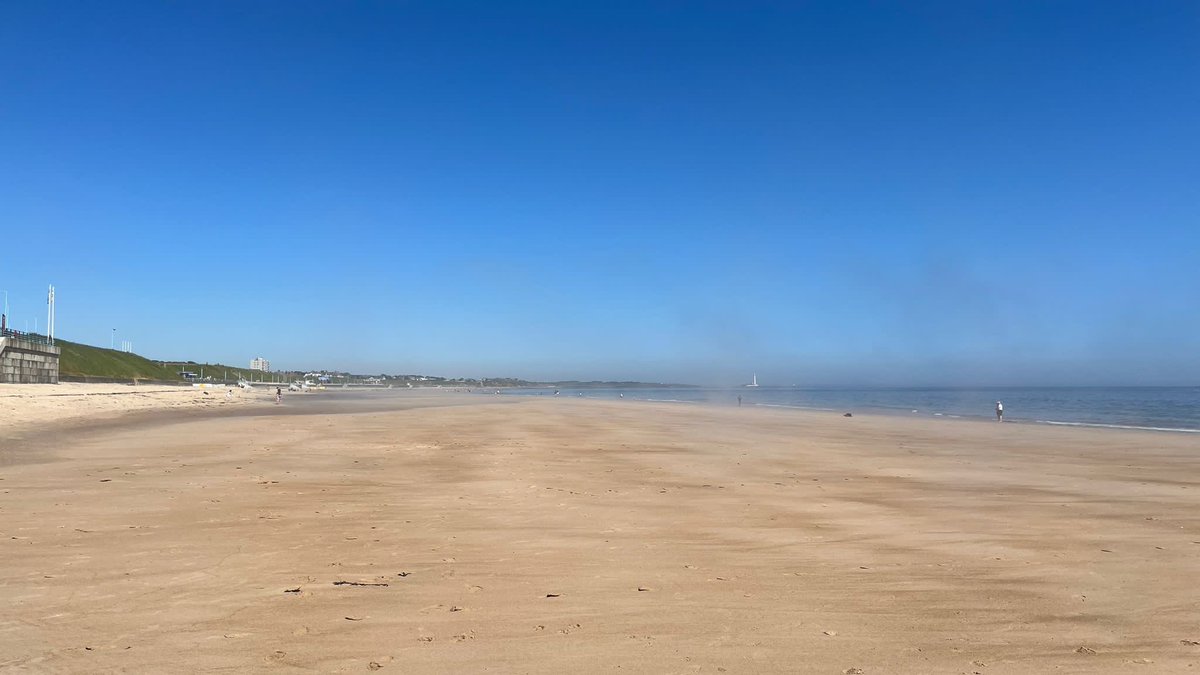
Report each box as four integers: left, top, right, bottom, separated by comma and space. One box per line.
2, 1, 1197, 385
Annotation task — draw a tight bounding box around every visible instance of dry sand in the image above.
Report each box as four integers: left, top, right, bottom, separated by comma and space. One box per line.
1, 392, 1199, 673
0, 383, 268, 441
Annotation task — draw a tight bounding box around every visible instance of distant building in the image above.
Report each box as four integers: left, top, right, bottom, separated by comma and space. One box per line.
250, 357, 270, 372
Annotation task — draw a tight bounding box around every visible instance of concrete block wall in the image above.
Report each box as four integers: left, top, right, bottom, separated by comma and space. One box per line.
0, 337, 61, 384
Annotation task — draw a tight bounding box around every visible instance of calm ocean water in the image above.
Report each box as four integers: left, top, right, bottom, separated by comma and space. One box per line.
501, 386, 1200, 433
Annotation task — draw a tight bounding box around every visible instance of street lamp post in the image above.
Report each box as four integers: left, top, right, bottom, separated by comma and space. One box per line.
111, 328, 116, 349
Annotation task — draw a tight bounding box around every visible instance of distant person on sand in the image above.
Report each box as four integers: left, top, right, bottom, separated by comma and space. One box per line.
738, 395, 742, 407
995, 401, 1003, 422
276, 387, 282, 404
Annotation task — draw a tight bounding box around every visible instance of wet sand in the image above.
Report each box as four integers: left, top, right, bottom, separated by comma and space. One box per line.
2, 394, 1199, 673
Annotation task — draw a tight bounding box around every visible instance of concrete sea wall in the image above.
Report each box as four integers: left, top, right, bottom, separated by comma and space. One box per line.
0, 336, 61, 384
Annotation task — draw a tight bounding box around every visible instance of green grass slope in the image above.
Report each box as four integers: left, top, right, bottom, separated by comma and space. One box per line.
57, 339, 183, 380
56, 339, 263, 382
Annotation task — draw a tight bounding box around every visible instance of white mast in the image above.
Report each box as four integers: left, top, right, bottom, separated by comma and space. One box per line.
46, 284, 55, 344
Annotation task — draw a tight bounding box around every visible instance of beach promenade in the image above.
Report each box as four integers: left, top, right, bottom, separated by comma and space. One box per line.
1, 390, 1198, 673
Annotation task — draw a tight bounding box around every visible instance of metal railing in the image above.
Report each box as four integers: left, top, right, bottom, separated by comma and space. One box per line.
0, 328, 53, 345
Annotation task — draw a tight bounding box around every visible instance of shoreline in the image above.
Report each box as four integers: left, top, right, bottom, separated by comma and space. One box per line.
4, 383, 1198, 456
751, 401, 1200, 435
505, 389, 1200, 435
494, 384, 1200, 437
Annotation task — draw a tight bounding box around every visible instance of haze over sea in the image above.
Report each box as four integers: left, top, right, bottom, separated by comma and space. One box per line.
502, 386, 1200, 433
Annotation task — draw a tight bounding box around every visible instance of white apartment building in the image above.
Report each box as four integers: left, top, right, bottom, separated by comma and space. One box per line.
250, 357, 270, 372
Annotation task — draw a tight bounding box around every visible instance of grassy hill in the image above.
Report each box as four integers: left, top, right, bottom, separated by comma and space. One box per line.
57, 339, 182, 380
56, 338, 279, 383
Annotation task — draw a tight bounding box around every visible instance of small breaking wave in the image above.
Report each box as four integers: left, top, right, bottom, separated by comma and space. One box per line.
1036, 420, 1200, 434
755, 403, 836, 412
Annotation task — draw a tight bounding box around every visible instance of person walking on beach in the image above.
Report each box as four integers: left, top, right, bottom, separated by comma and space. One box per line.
738, 395, 742, 407
995, 401, 1004, 422
276, 387, 282, 404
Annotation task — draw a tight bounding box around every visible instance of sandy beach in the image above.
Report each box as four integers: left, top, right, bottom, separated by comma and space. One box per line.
0, 383, 269, 442
1, 391, 1198, 673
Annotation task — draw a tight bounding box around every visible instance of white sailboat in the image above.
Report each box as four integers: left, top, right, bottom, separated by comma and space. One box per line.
745, 374, 759, 388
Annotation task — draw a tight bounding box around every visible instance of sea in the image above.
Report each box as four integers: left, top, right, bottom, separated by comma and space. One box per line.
497, 386, 1200, 434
